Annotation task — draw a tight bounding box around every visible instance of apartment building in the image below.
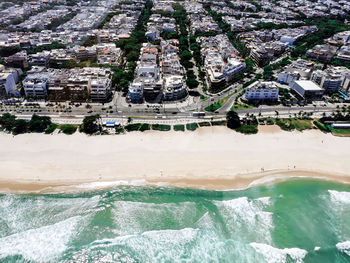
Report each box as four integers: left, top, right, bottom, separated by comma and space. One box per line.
245, 81, 279, 101
23, 73, 49, 98
127, 43, 162, 102
160, 39, 187, 101
306, 44, 338, 62
24, 67, 112, 101
199, 35, 246, 89
278, 59, 316, 85
311, 68, 345, 94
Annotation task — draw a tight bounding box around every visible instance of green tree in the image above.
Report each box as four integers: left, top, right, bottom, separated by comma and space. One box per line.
80, 115, 101, 134
186, 78, 199, 89
126, 51, 140, 62
13, 119, 28, 134
180, 50, 192, 61
226, 111, 241, 129
0, 113, 16, 131
28, 114, 52, 133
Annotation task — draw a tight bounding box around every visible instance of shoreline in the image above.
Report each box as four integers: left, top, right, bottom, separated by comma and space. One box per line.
0, 126, 349, 194
0, 169, 350, 194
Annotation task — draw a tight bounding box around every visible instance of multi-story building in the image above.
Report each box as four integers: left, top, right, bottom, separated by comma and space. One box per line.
96, 44, 123, 67
127, 40, 188, 103
290, 80, 324, 99
337, 44, 350, 62
245, 81, 279, 101
311, 69, 343, 94
306, 44, 338, 62
128, 43, 162, 102
278, 59, 316, 85
23, 73, 49, 98
0, 65, 21, 96
24, 67, 113, 102
199, 35, 245, 89
5, 51, 28, 68
160, 40, 187, 101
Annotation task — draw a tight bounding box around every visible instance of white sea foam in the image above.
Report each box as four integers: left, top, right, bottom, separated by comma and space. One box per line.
248, 175, 310, 188
0, 216, 81, 262
328, 190, 350, 205
213, 197, 273, 243
113, 201, 197, 235
250, 242, 308, 263
74, 180, 147, 189
90, 228, 199, 261
0, 194, 99, 236
336, 240, 350, 256
195, 212, 214, 229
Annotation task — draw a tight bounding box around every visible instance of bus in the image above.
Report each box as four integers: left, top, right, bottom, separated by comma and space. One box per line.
192, 112, 206, 117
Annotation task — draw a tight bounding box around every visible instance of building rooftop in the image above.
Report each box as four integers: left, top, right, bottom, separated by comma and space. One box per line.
294, 80, 323, 91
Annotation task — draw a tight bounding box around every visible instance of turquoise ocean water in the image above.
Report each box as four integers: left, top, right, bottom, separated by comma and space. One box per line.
0, 178, 350, 262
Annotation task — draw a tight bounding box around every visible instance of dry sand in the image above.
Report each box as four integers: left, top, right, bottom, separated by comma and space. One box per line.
0, 125, 350, 193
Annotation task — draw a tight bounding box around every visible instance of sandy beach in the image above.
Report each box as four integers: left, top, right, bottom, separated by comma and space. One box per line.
0, 125, 350, 193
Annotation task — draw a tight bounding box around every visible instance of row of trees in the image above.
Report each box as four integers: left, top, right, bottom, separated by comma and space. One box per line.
172, 3, 199, 89
112, 0, 153, 93
0, 113, 103, 135
0, 113, 52, 135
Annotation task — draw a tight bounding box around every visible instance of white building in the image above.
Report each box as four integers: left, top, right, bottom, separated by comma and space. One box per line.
163, 76, 187, 101
311, 69, 343, 93
223, 56, 246, 82
290, 80, 324, 99
278, 71, 300, 85
22, 74, 48, 98
245, 81, 279, 101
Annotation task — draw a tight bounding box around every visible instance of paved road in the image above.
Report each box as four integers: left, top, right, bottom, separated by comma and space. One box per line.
5, 104, 339, 125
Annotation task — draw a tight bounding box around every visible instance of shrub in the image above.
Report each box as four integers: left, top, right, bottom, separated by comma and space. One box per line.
60, 124, 77, 135
266, 118, 274, 125
198, 122, 211, 127
211, 120, 227, 126
313, 120, 330, 133
186, 123, 198, 131
139, 123, 151, 132
152, 124, 171, 131
0, 113, 16, 131
13, 119, 28, 135
174, 124, 185, 131
45, 123, 58, 134
124, 123, 142, 132
275, 119, 294, 131
235, 124, 258, 134
115, 127, 125, 134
